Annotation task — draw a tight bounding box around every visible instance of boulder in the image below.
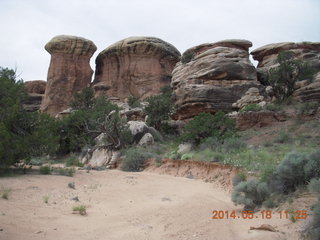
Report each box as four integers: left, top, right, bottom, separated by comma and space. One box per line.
251, 41, 320, 86
138, 133, 154, 146
23, 80, 46, 112
128, 120, 162, 143
232, 87, 265, 109
92, 36, 181, 100
79, 133, 121, 168
171, 39, 261, 120
40, 35, 97, 116
177, 143, 194, 154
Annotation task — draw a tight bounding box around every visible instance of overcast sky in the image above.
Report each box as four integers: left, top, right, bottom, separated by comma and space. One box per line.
1, 0, 319, 81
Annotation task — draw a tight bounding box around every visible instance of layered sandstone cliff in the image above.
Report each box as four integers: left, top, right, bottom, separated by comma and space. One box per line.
40, 35, 97, 116
172, 39, 261, 120
92, 37, 181, 100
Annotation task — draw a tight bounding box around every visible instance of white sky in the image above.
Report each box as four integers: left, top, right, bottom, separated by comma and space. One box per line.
0, 0, 319, 81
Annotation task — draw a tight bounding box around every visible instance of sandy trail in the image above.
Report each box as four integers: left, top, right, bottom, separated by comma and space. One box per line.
0, 170, 303, 240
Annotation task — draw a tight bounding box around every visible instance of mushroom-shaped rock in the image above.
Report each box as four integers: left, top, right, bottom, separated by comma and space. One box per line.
172, 39, 261, 120
92, 36, 181, 100
40, 35, 97, 116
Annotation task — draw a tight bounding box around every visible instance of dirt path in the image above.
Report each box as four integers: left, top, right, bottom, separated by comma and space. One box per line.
0, 170, 305, 240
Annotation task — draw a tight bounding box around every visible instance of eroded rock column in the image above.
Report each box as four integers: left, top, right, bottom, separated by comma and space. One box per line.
41, 35, 97, 116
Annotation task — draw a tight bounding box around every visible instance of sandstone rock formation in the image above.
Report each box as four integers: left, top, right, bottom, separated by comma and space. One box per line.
232, 87, 265, 110
251, 41, 320, 86
23, 80, 46, 112
236, 111, 286, 131
92, 36, 181, 100
172, 39, 260, 120
293, 72, 320, 102
41, 35, 97, 116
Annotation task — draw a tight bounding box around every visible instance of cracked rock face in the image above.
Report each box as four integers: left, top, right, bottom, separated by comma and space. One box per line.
171, 39, 260, 120
92, 36, 181, 100
40, 35, 97, 116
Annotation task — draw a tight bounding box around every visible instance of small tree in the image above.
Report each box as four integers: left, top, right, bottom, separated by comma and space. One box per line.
181, 112, 236, 145
70, 87, 95, 110
144, 86, 173, 131
268, 51, 314, 101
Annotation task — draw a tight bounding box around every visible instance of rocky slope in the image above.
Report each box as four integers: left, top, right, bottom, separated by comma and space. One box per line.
171, 39, 261, 120
40, 35, 97, 116
92, 36, 181, 100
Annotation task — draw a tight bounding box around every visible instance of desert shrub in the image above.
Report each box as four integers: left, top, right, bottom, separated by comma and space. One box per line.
144, 86, 173, 131
58, 96, 132, 154
307, 179, 320, 240
68, 182, 76, 189
298, 101, 320, 115
65, 154, 84, 167
181, 50, 195, 64
240, 104, 262, 112
264, 103, 283, 112
304, 150, 320, 179
231, 179, 270, 211
127, 95, 141, 108
275, 130, 291, 143
121, 148, 154, 172
267, 51, 315, 101
222, 137, 247, 153
232, 172, 247, 187
0, 187, 11, 200
54, 167, 75, 177
39, 166, 51, 175
181, 153, 193, 160
181, 112, 236, 145
72, 205, 87, 215
274, 152, 309, 193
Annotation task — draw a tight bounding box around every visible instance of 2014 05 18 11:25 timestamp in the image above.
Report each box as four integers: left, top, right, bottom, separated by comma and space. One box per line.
211, 210, 308, 220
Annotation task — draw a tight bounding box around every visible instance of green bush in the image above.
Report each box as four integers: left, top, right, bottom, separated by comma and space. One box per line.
232, 172, 247, 187
181, 112, 236, 145
298, 101, 320, 115
0, 67, 59, 167
65, 154, 84, 167
58, 96, 132, 154
121, 148, 154, 172
275, 152, 309, 193
181, 153, 193, 160
127, 95, 141, 108
275, 130, 291, 144
264, 103, 283, 112
70, 87, 95, 110
144, 86, 173, 131
39, 166, 51, 175
304, 150, 320, 179
240, 104, 262, 112
231, 179, 270, 211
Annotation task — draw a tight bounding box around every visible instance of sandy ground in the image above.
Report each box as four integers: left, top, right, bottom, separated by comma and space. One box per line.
0, 169, 309, 240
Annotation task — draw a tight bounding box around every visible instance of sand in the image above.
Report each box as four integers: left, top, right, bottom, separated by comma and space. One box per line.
0, 169, 308, 240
